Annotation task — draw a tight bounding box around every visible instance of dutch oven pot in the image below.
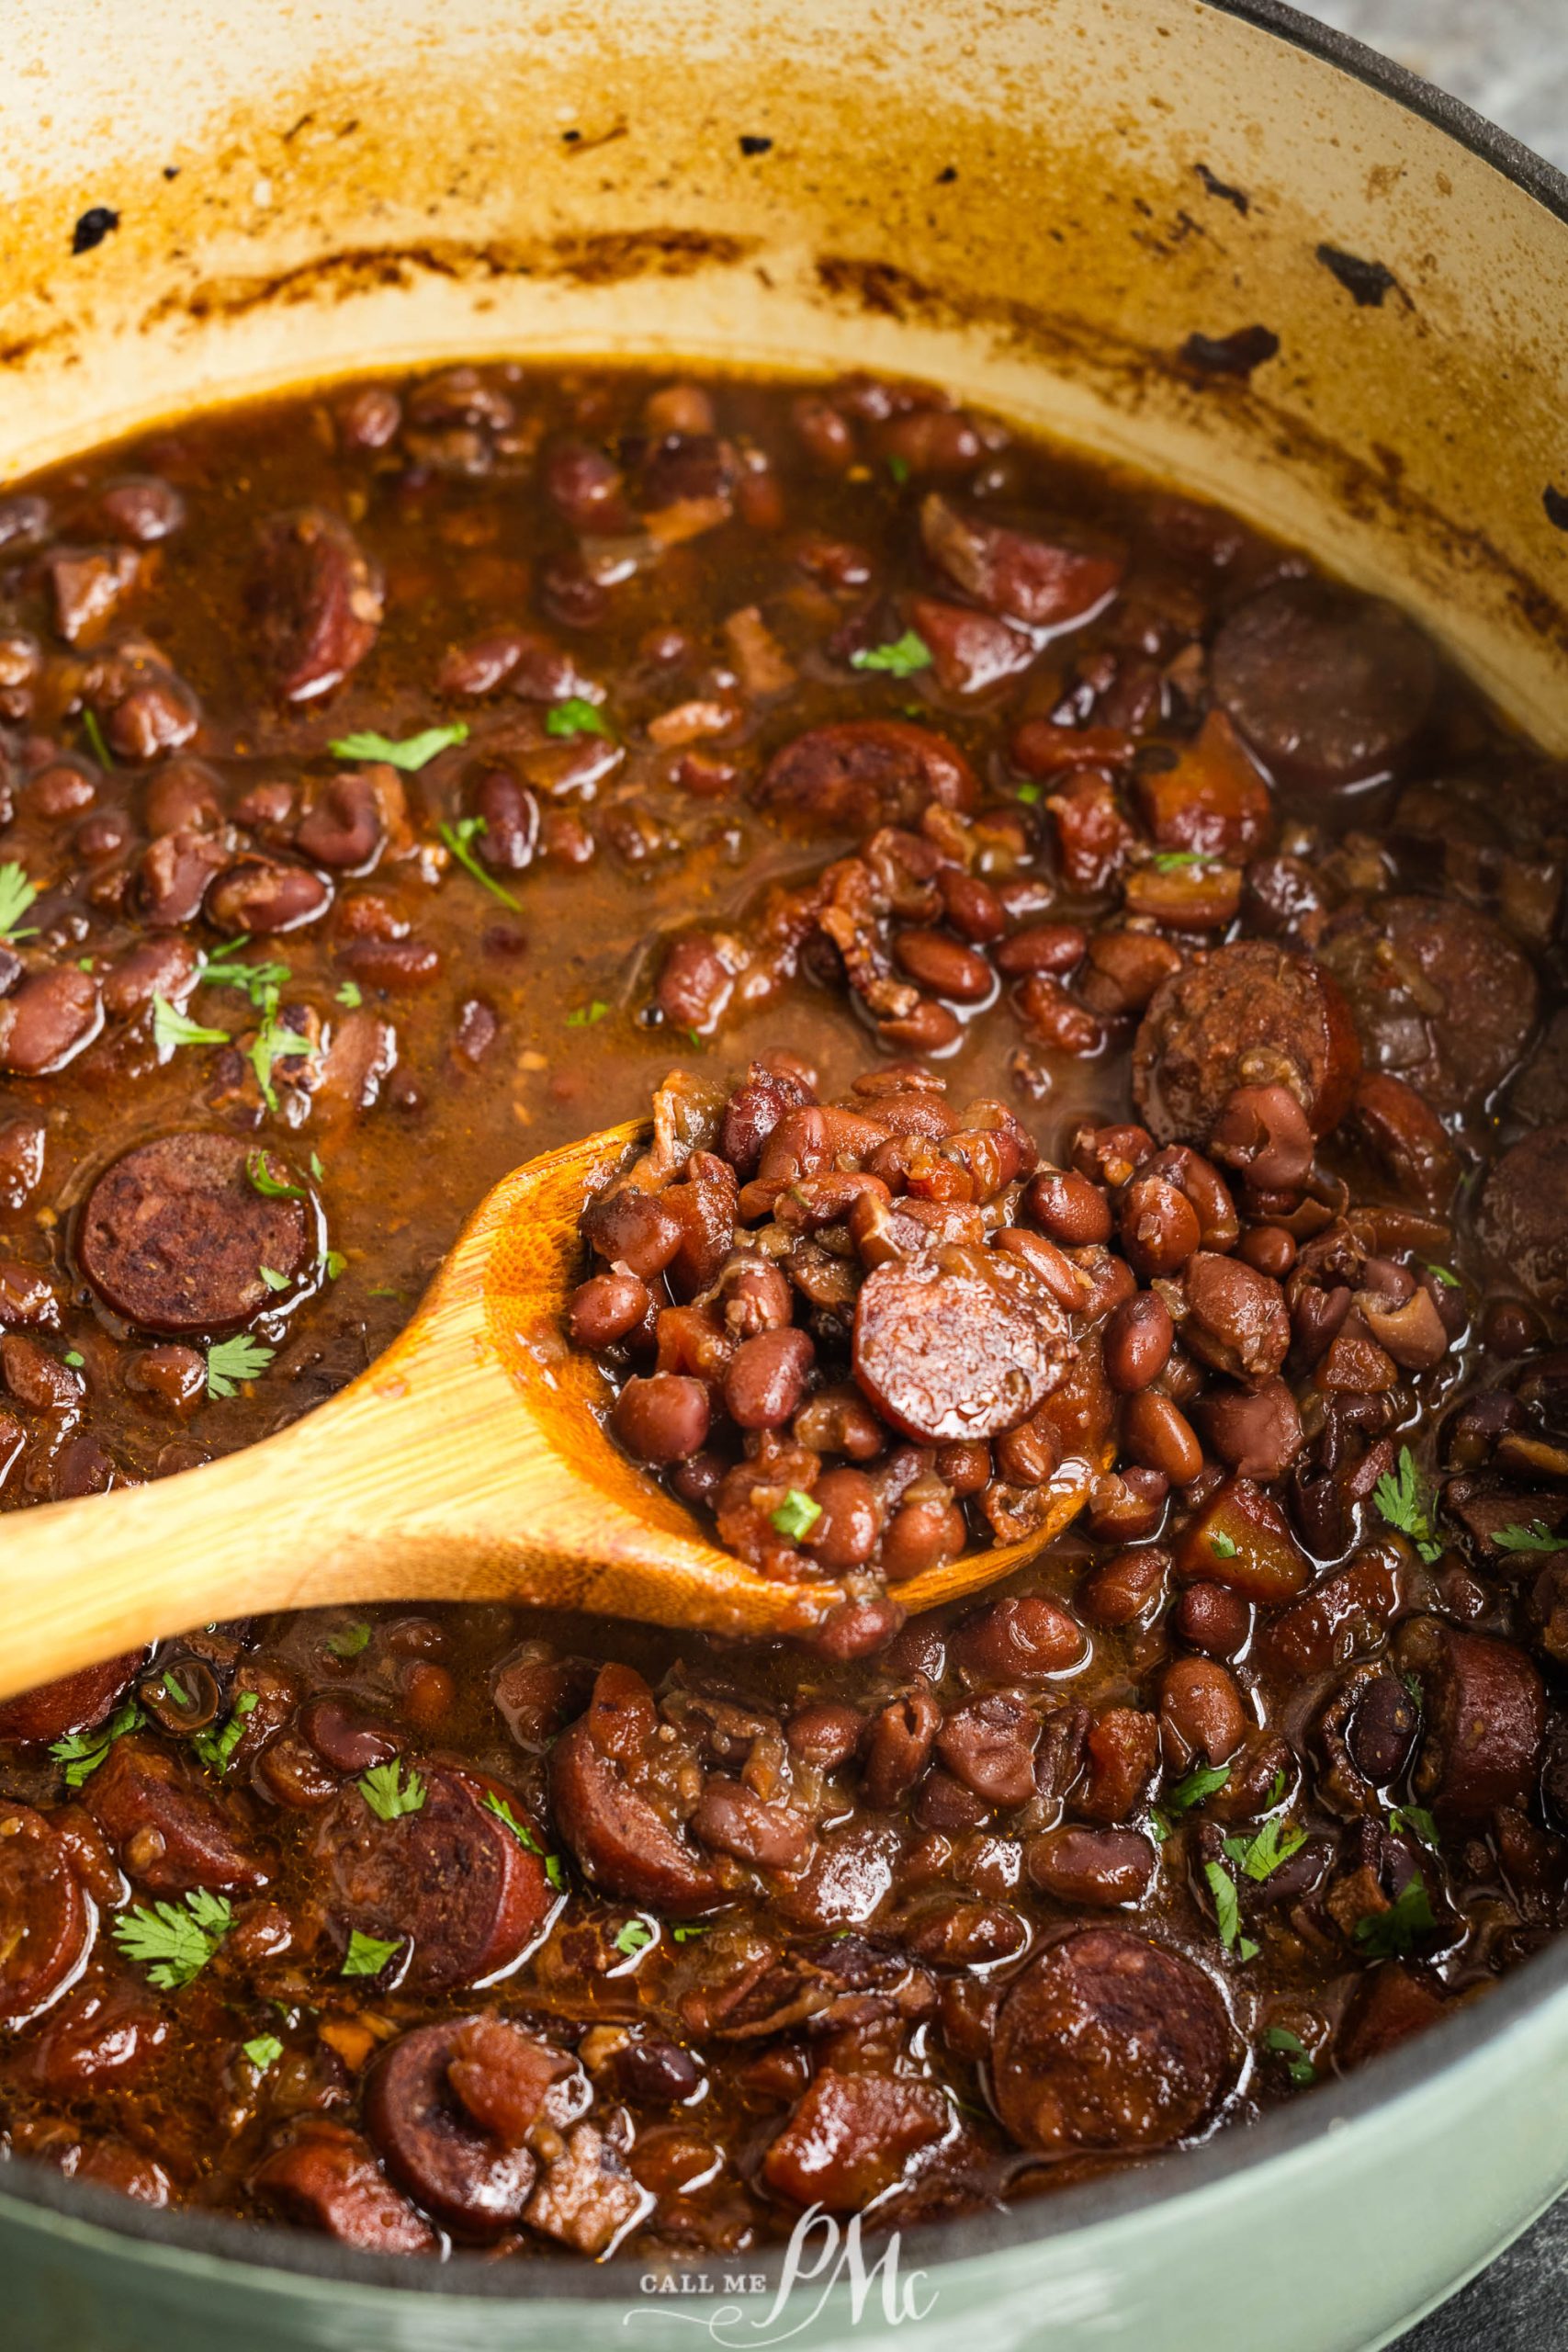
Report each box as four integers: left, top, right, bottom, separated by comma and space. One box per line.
2, 1, 1567, 2346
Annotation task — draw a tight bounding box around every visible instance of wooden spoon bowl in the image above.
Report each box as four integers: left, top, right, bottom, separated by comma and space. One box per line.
0, 1121, 1101, 1701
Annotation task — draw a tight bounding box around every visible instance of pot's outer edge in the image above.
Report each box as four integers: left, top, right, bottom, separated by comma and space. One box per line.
1, 0, 1567, 2344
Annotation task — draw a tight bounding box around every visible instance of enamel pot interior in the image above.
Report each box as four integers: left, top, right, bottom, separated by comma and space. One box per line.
1, 0, 1567, 2342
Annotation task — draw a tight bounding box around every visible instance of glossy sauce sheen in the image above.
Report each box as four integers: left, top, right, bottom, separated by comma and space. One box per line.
0, 364, 1566, 2261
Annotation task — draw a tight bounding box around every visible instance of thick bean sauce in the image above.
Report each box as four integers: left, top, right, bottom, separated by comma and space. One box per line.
1, 363, 1566, 2262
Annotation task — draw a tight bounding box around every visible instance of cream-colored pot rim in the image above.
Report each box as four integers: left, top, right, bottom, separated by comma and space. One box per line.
1, 0, 1566, 2303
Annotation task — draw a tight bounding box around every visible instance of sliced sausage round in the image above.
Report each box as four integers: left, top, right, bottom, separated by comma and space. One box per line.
253, 2119, 437, 2254
85, 1737, 271, 1893
853, 1242, 1075, 1445
76, 1130, 312, 1336
1211, 578, 1438, 790
1478, 1125, 1568, 1310
991, 1926, 1233, 2154
0, 1649, 142, 1745
548, 1664, 719, 1915
1133, 941, 1360, 1147
755, 718, 978, 835
364, 2018, 575, 2239
1324, 898, 1537, 1114
0, 1803, 93, 2025
311, 1764, 551, 1987
1400, 1619, 1545, 1825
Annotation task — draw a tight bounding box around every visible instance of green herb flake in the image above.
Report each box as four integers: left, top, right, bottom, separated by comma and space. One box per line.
545, 696, 615, 741
614, 1917, 656, 1957
1494, 1520, 1567, 1555
322, 1250, 347, 1282
544, 1851, 566, 1892
1147, 1809, 1170, 1844
357, 1759, 427, 1823
1353, 1870, 1437, 1960
1148, 849, 1218, 874
437, 815, 523, 912
197, 944, 292, 1010
309, 1152, 325, 1182
243, 2033, 284, 2072
152, 994, 231, 1055
1014, 781, 1043, 804
1264, 2025, 1315, 2086
258, 1265, 290, 1294
206, 1335, 275, 1401
335, 979, 364, 1009
1223, 1815, 1307, 1883
1372, 1445, 1443, 1564
325, 1621, 372, 1660
160, 1668, 192, 1707
1424, 1261, 1461, 1290
770, 1487, 822, 1542
63, 1350, 85, 1368
1168, 1762, 1232, 1815
886, 454, 911, 485
1210, 1531, 1239, 1560
565, 1000, 610, 1029
328, 723, 469, 771
81, 708, 114, 769
1202, 1857, 1251, 1956
246, 1148, 306, 1201
0, 863, 39, 946
51, 1700, 142, 1789
483, 1790, 542, 1852
1388, 1804, 1440, 1850
113, 1888, 233, 1989
849, 629, 932, 679
246, 986, 319, 1114
671, 1923, 710, 1942
341, 1928, 404, 1979
192, 1690, 259, 1775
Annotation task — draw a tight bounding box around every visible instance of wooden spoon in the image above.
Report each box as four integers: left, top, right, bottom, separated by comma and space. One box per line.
0, 1121, 1101, 1702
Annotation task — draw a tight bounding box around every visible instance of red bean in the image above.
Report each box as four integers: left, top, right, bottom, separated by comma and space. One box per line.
613, 1374, 711, 1464
935, 868, 1007, 943
1122, 1389, 1203, 1485
1103, 1292, 1175, 1393
723, 1328, 815, 1429
995, 922, 1089, 978
1079, 1545, 1168, 1629
206, 855, 332, 935
994, 1413, 1064, 1487
786, 1702, 863, 1770
582, 1188, 683, 1278
1158, 1657, 1247, 1767
804, 1468, 883, 1569
892, 929, 993, 1005
882, 1499, 967, 1581
1173, 1583, 1251, 1659
567, 1272, 651, 1349
1119, 1174, 1201, 1278
1238, 1223, 1296, 1277
1022, 1169, 1112, 1247
1208, 1082, 1315, 1190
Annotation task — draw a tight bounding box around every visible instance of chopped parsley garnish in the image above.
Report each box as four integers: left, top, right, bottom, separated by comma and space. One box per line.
325, 1621, 372, 1660
63, 1350, 85, 1369
0, 863, 39, 945
614, 1917, 656, 1957
335, 979, 364, 1009
192, 1690, 259, 1774
1210, 1531, 1238, 1560
1014, 781, 1042, 804
81, 708, 114, 768
1494, 1521, 1567, 1555
1388, 1804, 1439, 1850
771, 1487, 822, 1542
566, 1000, 609, 1028
51, 1700, 142, 1788
322, 1250, 347, 1282
197, 943, 292, 1009
886, 454, 910, 485
671, 1923, 710, 1942
206, 1335, 275, 1400
437, 815, 522, 912
310, 1151, 325, 1182
1264, 2025, 1315, 2086
1148, 849, 1219, 874
246, 1148, 305, 1201
483, 1791, 542, 1851
1353, 1871, 1436, 1959
259, 1265, 290, 1293
328, 723, 469, 770
357, 1759, 426, 1822
1424, 1261, 1461, 1290
850, 629, 931, 678
1202, 1858, 1258, 1961
247, 986, 318, 1114
341, 1928, 404, 1978
1168, 1762, 1232, 1814
1223, 1815, 1306, 1883
544, 1852, 566, 1892
243, 2033, 284, 2071
113, 1889, 233, 1988
1372, 1446, 1443, 1564
545, 696, 615, 741
160, 1668, 193, 1707
152, 995, 231, 1055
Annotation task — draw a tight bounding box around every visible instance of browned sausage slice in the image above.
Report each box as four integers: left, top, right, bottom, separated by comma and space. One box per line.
920, 493, 1123, 628
85, 1738, 271, 1893
0, 1803, 93, 2025
1211, 579, 1437, 790
548, 1664, 719, 1915
364, 2018, 578, 2239
1398, 1619, 1545, 1824
0, 1649, 143, 1745
1133, 940, 1360, 1146
754, 718, 978, 836
1478, 1126, 1568, 1310
254, 2119, 437, 2253
991, 1926, 1233, 2154
251, 508, 385, 704
853, 1242, 1075, 1445
76, 1131, 312, 1336
761, 2067, 953, 2211
312, 1764, 551, 1988
1323, 898, 1537, 1114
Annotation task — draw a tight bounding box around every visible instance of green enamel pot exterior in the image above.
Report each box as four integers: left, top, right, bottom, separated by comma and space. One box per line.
2, 0, 1567, 2344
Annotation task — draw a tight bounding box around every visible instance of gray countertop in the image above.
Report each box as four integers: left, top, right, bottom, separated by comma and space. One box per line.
1281, 21, 1564, 2350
